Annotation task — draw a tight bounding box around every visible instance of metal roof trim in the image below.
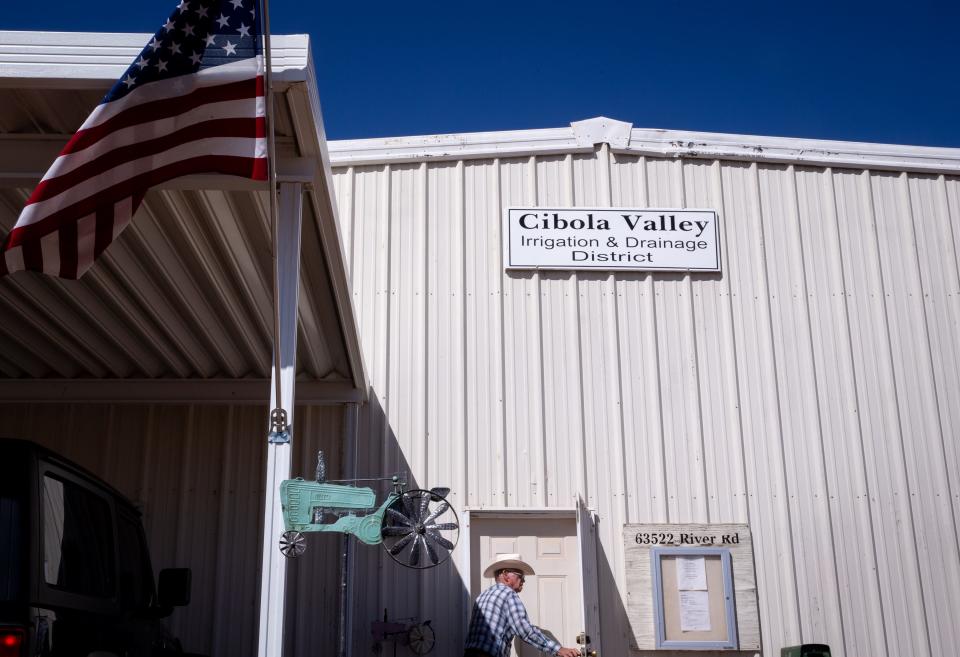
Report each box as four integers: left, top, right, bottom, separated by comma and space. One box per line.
329, 123, 960, 174
0, 30, 311, 86
623, 127, 960, 174
328, 127, 588, 166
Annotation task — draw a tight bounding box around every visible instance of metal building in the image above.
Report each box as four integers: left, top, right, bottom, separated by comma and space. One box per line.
3, 29, 960, 657
327, 118, 960, 657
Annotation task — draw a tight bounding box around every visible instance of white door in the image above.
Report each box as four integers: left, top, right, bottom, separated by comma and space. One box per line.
470, 514, 589, 657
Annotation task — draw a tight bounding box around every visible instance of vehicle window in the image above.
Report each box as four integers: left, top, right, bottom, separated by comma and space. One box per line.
0, 458, 25, 601
117, 513, 155, 608
42, 474, 115, 597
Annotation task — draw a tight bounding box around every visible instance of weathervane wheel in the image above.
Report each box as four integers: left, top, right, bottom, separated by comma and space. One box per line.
381, 489, 459, 569
407, 622, 436, 655
279, 530, 306, 558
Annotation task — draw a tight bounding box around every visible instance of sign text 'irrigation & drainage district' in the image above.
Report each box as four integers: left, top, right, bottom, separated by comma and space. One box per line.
503, 207, 721, 272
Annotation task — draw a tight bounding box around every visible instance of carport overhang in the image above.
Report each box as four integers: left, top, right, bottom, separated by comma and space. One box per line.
0, 30, 366, 402
0, 30, 367, 657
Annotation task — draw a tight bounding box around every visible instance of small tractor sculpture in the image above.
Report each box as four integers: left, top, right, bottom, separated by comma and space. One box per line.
279, 452, 459, 569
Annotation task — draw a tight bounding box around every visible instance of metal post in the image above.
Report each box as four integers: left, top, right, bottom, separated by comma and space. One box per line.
257, 182, 303, 657
338, 402, 360, 657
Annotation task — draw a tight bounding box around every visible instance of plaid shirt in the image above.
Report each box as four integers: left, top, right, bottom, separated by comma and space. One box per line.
465, 583, 562, 657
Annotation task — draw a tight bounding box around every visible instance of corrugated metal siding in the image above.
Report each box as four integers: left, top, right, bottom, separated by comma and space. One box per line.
331, 150, 960, 657
0, 403, 346, 657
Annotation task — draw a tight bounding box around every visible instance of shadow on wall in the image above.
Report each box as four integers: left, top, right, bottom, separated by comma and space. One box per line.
590, 514, 629, 657
347, 391, 471, 657
348, 389, 639, 657
283, 408, 354, 657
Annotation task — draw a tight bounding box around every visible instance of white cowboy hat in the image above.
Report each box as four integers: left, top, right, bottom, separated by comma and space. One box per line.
483, 553, 535, 578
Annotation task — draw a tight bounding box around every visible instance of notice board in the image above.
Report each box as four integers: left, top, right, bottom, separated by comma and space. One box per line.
623, 523, 760, 652
651, 548, 736, 649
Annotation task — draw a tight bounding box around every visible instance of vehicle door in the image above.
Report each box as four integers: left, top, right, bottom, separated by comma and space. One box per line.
37, 460, 119, 655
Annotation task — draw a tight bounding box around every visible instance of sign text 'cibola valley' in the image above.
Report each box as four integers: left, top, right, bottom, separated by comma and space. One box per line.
503, 207, 721, 272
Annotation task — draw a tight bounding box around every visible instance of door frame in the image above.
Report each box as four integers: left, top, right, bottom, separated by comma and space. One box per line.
459, 506, 596, 644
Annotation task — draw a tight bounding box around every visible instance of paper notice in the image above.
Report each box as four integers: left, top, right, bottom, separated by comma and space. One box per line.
676, 556, 707, 590
679, 590, 711, 632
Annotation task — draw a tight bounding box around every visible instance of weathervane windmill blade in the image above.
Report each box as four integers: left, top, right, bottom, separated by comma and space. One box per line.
423, 535, 440, 565
389, 532, 416, 555
381, 526, 413, 538
423, 500, 449, 524
385, 507, 413, 526
408, 535, 422, 567
0, 0, 267, 279
425, 529, 454, 551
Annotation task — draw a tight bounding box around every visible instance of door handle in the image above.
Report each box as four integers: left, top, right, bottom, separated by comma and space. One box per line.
576, 632, 596, 657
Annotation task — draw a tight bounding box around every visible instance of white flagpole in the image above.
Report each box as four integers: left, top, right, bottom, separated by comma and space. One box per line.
261, 0, 287, 441
256, 1, 298, 656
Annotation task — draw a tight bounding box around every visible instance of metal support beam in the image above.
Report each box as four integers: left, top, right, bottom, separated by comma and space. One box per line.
257, 182, 303, 657
338, 402, 359, 657
0, 378, 361, 404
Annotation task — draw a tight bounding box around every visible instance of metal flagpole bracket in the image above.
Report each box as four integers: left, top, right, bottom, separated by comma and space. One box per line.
268, 407, 291, 444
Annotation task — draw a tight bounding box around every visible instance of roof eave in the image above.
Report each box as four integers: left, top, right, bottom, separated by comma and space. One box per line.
327, 117, 960, 175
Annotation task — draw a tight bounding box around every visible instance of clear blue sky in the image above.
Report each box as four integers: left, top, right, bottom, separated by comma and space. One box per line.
5, 0, 959, 147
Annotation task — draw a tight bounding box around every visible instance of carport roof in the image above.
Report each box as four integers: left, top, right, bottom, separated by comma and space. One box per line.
0, 31, 366, 404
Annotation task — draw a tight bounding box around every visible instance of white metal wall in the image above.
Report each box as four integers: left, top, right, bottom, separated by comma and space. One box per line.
0, 402, 346, 657
331, 149, 960, 657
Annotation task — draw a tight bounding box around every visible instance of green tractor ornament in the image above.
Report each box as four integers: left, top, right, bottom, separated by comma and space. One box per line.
279, 452, 459, 569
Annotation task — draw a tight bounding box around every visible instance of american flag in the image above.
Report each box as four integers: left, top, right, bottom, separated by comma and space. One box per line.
0, 0, 267, 279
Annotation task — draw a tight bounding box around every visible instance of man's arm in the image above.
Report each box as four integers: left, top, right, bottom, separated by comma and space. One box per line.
503, 593, 562, 655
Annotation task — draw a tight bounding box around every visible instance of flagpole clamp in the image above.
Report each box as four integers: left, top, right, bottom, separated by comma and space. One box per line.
268, 407, 291, 444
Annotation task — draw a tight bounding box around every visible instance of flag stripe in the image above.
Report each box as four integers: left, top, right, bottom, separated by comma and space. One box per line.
94, 205, 114, 260
112, 197, 134, 241
61, 76, 264, 157
3, 245, 23, 276
6, 155, 267, 248
75, 213, 97, 279
78, 57, 263, 134
59, 220, 79, 279
41, 231, 60, 276
29, 117, 265, 205
23, 234, 42, 272
15, 137, 266, 232
43, 96, 264, 184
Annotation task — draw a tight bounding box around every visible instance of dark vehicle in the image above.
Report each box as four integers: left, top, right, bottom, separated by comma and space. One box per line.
0, 438, 199, 657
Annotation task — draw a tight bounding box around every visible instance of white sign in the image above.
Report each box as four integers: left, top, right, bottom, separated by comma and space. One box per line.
679, 591, 712, 632
676, 556, 707, 591
503, 207, 720, 272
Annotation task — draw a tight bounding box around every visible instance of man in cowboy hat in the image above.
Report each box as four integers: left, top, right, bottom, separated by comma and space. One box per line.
464, 554, 580, 657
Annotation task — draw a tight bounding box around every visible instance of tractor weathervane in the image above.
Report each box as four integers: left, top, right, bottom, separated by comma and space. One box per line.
278, 451, 459, 569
